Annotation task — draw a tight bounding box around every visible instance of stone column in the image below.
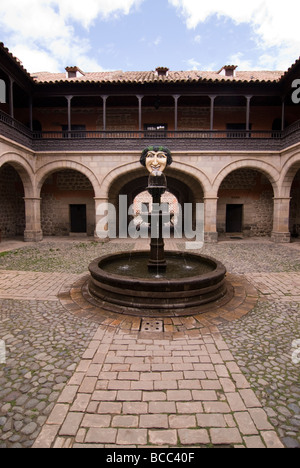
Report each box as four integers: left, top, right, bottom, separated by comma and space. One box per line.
204, 197, 218, 243
271, 197, 291, 243
24, 197, 43, 242
94, 197, 112, 241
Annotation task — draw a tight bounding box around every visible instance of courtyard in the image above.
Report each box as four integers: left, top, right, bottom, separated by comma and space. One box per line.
0, 237, 299, 449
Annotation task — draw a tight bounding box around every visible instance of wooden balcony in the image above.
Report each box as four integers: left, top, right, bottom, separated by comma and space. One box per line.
1, 109, 300, 153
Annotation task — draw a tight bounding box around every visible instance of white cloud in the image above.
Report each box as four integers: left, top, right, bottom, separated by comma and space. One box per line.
168, 0, 300, 69
186, 58, 201, 70
0, 0, 144, 72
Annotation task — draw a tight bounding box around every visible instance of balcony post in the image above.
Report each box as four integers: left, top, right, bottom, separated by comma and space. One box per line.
9, 76, 14, 119
271, 197, 291, 243
209, 95, 217, 131
173, 95, 180, 131
101, 95, 108, 132
29, 96, 33, 131
281, 98, 285, 131
245, 95, 252, 131
65, 95, 73, 136
136, 95, 143, 132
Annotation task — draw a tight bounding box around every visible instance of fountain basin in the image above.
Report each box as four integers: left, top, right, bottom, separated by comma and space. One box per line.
88, 251, 228, 317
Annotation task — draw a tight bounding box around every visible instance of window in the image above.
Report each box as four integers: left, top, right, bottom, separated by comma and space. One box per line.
0, 79, 6, 103
144, 124, 168, 137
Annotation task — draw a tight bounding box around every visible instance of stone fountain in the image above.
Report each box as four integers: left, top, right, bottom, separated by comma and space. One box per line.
88, 146, 228, 317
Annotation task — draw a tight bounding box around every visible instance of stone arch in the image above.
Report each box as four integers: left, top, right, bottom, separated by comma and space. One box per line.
280, 153, 300, 197
101, 160, 210, 200
104, 160, 206, 238
37, 162, 98, 237
0, 152, 35, 197
213, 159, 280, 198
280, 153, 300, 238
215, 162, 276, 238
36, 160, 100, 197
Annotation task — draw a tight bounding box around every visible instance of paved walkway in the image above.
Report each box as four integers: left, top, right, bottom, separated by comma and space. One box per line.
245, 273, 300, 301
33, 324, 283, 448
1, 237, 300, 448
0, 270, 81, 301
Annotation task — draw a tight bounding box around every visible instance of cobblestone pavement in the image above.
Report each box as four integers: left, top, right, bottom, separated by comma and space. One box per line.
0, 238, 299, 448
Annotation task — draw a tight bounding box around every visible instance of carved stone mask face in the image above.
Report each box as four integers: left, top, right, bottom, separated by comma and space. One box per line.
145, 151, 168, 174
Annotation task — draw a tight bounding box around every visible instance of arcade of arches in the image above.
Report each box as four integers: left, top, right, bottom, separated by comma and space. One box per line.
0, 162, 299, 243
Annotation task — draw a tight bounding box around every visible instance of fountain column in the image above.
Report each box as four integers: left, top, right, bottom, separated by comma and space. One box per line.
147, 172, 167, 271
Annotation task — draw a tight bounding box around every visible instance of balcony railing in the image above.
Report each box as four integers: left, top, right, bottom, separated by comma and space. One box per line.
0, 109, 299, 152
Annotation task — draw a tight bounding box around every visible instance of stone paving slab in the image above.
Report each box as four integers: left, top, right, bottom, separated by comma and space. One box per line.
0, 270, 81, 301
245, 273, 300, 301
33, 325, 284, 449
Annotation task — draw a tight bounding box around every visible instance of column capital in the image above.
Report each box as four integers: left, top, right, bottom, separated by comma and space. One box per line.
23, 197, 42, 202
273, 197, 292, 201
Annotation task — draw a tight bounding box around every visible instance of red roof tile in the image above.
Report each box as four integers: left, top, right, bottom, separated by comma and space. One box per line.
31, 69, 284, 85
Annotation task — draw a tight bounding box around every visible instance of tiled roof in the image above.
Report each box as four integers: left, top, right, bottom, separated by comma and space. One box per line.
0, 42, 34, 81
1, 41, 298, 86
31, 69, 284, 85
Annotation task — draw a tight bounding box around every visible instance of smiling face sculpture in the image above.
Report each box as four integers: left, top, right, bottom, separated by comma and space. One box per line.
140, 146, 172, 175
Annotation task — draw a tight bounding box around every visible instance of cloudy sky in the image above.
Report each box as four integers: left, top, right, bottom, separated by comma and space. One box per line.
0, 0, 299, 73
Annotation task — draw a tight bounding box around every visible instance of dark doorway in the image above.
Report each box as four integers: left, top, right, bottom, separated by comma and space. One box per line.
70, 205, 87, 233
226, 204, 243, 233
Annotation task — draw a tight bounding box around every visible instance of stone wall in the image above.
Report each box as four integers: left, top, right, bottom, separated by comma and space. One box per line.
41, 170, 95, 236
0, 164, 25, 238
217, 169, 274, 236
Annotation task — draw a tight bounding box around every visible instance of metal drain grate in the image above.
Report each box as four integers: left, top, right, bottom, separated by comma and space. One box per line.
141, 319, 164, 333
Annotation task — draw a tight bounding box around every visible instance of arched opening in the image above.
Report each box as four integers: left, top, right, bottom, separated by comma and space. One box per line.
108, 167, 204, 238
40, 169, 95, 237
217, 168, 274, 238
0, 164, 25, 239
290, 169, 300, 239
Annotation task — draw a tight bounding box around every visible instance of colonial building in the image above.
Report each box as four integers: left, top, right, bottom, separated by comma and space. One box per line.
0, 42, 299, 243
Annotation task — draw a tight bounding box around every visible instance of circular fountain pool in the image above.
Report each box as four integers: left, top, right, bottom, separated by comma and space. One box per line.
88, 251, 229, 317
